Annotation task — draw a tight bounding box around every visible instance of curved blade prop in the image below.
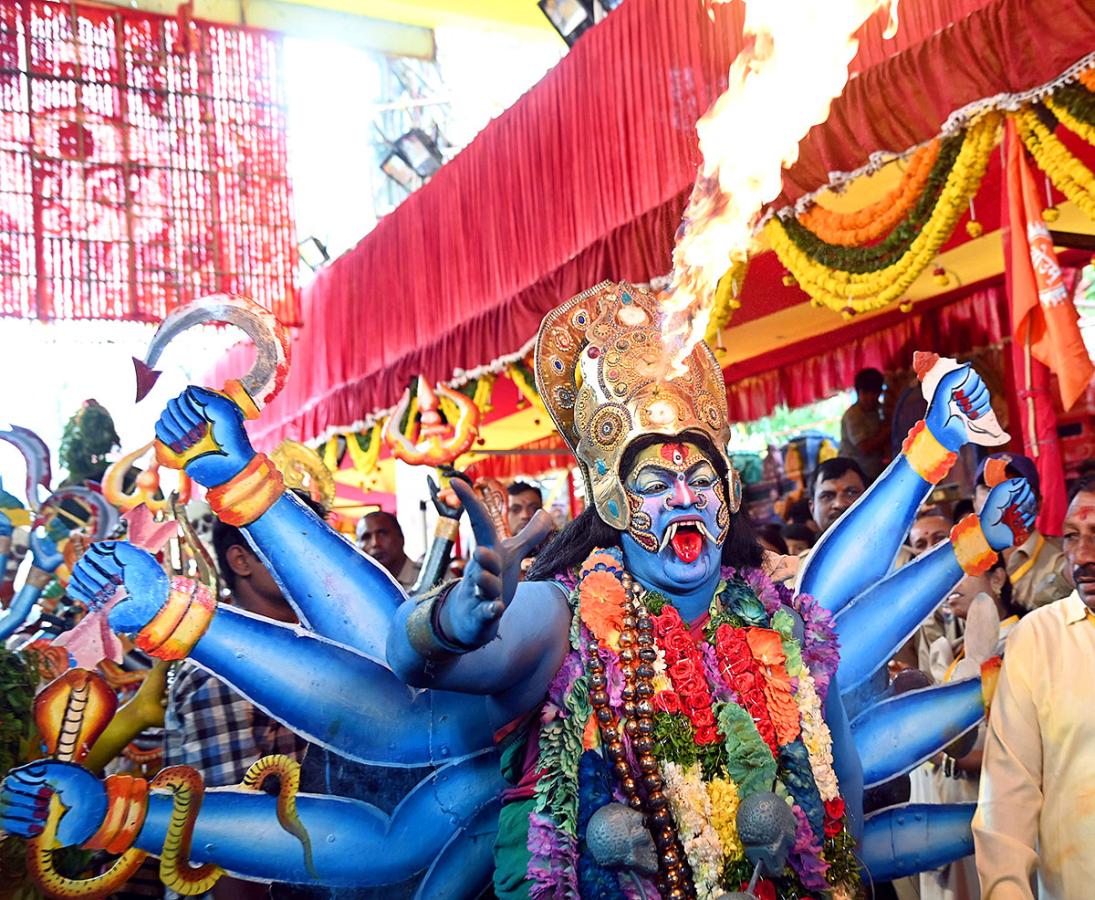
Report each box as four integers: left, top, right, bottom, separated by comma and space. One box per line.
134, 294, 290, 420
0, 424, 52, 509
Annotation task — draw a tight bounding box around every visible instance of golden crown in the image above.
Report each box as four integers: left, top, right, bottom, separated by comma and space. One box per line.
535, 281, 736, 530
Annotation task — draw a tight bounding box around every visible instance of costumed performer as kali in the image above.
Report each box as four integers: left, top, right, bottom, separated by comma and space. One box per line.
1, 282, 1035, 900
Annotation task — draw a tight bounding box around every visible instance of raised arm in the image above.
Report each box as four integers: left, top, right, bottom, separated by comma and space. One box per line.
0, 527, 63, 641
800, 365, 994, 614
154, 386, 404, 657
386, 479, 569, 722
834, 478, 1036, 691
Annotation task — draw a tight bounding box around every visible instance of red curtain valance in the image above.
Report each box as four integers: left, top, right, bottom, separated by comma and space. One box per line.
0, 0, 299, 324
213, 0, 1095, 446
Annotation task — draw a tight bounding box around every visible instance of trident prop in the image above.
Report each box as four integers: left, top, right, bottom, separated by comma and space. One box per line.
134, 293, 290, 431
0, 424, 53, 511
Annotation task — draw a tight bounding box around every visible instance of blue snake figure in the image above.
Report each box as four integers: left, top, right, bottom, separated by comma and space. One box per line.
1, 283, 1035, 897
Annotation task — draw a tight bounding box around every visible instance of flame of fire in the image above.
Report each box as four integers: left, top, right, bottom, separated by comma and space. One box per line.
661, 0, 899, 371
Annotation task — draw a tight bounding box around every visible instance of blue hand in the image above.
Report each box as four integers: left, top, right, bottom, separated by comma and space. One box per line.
155, 386, 256, 488
440, 479, 553, 648
29, 528, 64, 573
0, 509, 12, 540
979, 477, 1038, 551
0, 761, 107, 846
924, 365, 992, 453
68, 541, 169, 632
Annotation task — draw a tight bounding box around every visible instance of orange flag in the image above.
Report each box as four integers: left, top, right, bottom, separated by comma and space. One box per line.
1004, 119, 1094, 410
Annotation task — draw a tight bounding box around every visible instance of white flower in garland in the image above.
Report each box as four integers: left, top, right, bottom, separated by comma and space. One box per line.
662, 762, 725, 899
795, 671, 839, 802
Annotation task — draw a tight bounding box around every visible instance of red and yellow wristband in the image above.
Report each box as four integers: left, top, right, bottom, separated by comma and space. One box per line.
902, 420, 957, 484
136, 577, 216, 661
84, 773, 149, 854
205, 453, 285, 527
950, 514, 998, 577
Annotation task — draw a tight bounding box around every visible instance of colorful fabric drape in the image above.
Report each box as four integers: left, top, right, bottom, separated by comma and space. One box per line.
0, 0, 299, 324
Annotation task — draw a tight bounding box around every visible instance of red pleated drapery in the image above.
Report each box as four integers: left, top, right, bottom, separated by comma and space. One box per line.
0, 0, 300, 325
209, 0, 1095, 449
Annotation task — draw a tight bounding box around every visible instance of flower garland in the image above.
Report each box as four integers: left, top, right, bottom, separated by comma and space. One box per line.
653, 605, 721, 744
1045, 81, 1095, 143
662, 762, 725, 899
1015, 106, 1095, 219
798, 140, 941, 246
765, 112, 1000, 315
779, 135, 963, 273
537, 552, 858, 899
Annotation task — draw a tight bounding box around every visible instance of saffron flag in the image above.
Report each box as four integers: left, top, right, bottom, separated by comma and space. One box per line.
1004, 119, 1094, 410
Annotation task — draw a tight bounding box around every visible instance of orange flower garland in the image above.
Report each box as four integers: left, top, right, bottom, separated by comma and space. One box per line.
578, 570, 626, 646
798, 140, 940, 246
745, 629, 802, 747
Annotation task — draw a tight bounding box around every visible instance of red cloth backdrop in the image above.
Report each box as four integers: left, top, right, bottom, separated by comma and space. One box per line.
0, 0, 299, 324
211, 0, 1095, 447
722, 282, 1010, 421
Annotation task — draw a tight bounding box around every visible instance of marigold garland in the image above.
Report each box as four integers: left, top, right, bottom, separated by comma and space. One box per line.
798, 139, 941, 246
1017, 106, 1095, 220
780, 136, 962, 273
766, 112, 1000, 314
1079, 67, 1095, 93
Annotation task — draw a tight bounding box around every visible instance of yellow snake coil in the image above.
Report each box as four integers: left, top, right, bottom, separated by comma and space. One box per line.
28, 756, 311, 899
240, 753, 316, 878
27, 812, 148, 899
151, 765, 225, 895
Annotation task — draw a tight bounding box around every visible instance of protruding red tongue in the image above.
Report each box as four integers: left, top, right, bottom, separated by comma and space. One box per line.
670, 526, 703, 563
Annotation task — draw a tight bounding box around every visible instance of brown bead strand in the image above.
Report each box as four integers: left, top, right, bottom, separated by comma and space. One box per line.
619, 576, 696, 900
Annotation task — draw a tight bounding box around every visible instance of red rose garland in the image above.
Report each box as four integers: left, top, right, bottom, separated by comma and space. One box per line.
652, 606, 720, 744
713, 624, 779, 755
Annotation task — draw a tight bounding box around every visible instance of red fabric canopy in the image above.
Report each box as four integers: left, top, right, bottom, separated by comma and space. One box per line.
211, 0, 1095, 448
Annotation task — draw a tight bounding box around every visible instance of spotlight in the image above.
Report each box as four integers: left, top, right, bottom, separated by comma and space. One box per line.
298, 236, 330, 271
538, 0, 595, 47
380, 150, 421, 193
394, 128, 444, 179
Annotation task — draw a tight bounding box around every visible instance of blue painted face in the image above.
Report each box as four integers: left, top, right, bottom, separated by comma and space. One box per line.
619, 440, 729, 597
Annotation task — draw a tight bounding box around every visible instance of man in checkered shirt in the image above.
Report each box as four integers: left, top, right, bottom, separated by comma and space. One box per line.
162, 498, 317, 899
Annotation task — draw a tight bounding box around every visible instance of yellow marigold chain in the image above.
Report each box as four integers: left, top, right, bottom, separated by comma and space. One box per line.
1044, 95, 1095, 148
798, 139, 941, 245
765, 112, 1000, 314
1016, 107, 1095, 220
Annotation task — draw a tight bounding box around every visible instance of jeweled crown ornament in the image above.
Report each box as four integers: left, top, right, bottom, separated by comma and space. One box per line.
535, 281, 739, 530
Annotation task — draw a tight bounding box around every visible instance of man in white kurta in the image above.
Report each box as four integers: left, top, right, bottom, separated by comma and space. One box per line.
973, 477, 1095, 899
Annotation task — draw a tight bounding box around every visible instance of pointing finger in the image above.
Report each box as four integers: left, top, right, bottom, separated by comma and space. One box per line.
509, 509, 553, 557
451, 479, 497, 550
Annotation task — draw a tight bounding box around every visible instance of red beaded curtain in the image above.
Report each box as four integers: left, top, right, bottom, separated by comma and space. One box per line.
0, 0, 299, 323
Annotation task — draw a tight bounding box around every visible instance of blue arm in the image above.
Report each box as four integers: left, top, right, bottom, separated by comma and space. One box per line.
798, 455, 931, 614
825, 675, 863, 842
187, 604, 494, 766
861, 803, 976, 883
131, 752, 504, 887
0, 577, 45, 640
244, 490, 405, 657
852, 678, 984, 787
834, 541, 962, 691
